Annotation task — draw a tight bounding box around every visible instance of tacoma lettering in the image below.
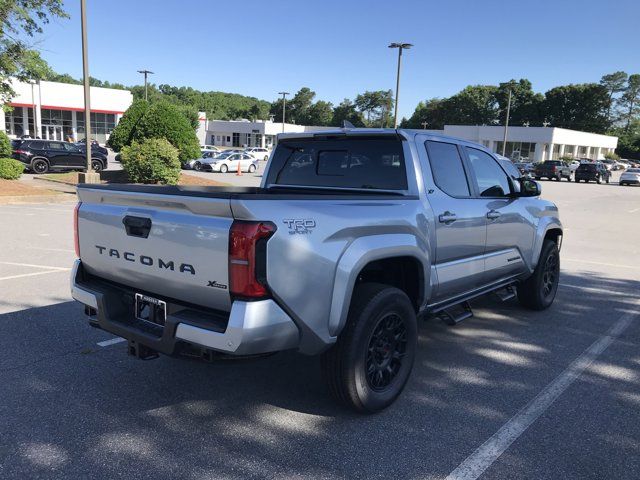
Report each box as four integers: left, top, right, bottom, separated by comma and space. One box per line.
94, 245, 195, 275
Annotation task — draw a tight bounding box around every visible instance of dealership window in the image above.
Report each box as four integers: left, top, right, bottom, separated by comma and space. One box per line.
494, 141, 536, 161
232, 132, 240, 147
41, 108, 73, 140
77, 111, 116, 144
5, 108, 25, 137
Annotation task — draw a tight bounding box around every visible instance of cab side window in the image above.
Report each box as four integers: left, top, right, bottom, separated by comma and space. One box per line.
425, 141, 471, 197
465, 147, 511, 197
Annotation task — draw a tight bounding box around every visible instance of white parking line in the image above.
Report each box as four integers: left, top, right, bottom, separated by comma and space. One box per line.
97, 337, 126, 347
629, 208, 640, 214
559, 283, 633, 297
27, 247, 75, 253
445, 304, 640, 480
0, 261, 70, 271
0, 270, 70, 281
563, 258, 638, 270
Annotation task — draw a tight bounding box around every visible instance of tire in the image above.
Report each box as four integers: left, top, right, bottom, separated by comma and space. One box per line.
597, 175, 601, 184
91, 160, 103, 172
535, 177, 541, 180
517, 239, 560, 310
248, 164, 256, 173
31, 158, 49, 174
606, 176, 610, 184
620, 182, 626, 186
193, 161, 201, 171
321, 283, 417, 413
263, 155, 269, 161
220, 164, 228, 173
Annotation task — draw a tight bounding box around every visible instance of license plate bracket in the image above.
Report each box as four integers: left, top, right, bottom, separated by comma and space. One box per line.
134, 293, 167, 327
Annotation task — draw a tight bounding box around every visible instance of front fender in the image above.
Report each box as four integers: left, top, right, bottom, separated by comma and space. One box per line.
328, 234, 430, 337
531, 218, 563, 269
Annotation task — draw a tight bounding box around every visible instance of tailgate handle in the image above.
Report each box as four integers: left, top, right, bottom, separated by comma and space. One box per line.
122, 216, 152, 238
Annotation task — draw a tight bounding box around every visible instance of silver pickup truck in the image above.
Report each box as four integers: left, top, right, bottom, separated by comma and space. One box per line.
71, 129, 562, 412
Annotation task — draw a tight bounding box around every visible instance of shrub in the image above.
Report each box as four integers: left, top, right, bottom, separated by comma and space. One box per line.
132, 101, 201, 163
0, 157, 25, 179
107, 99, 149, 152
120, 138, 180, 185
604, 151, 620, 160
0, 131, 12, 158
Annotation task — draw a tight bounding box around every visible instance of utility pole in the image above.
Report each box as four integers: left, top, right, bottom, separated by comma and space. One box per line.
80, 0, 93, 177
388, 42, 413, 128
137, 70, 154, 101
501, 89, 512, 157
278, 91, 289, 133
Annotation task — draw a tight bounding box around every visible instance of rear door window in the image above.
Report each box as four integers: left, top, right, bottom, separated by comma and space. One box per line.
425, 141, 470, 197
266, 137, 407, 190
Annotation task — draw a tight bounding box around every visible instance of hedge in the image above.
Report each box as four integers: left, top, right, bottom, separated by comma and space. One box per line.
0, 131, 12, 158
120, 138, 181, 185
0, 158, 25, 180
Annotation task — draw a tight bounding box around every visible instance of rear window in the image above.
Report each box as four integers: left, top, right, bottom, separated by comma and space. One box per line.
545, 161, 562, 166
265, 137, 407, 190
26, 141, 46, 150
578, 164, 596, 171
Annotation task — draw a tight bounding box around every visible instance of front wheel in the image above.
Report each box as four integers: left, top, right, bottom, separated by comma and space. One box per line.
517, 239, 560, 310
321, 283, 417, 413
220, 164, 228, 173
597, 175, 601, 184
193, 161, 201, 171
248, 164, 256, 173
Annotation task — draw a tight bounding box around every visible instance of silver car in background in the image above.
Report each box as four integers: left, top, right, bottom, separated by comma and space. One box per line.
619, 167, 640, 186
202, 151, 258, 173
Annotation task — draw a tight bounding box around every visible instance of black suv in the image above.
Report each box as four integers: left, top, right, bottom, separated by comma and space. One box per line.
12, 140, 108, 174
575, 162, 610, 184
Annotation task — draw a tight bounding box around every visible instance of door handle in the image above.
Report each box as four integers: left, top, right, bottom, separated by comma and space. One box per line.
438, 212, 457, 224
486, 210, 501, 220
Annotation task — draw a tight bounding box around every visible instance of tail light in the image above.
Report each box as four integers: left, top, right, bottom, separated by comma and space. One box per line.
14, 149, 31, 156
74, 202, 81, 257
229, 221, 276, 299
551, 166, 557, 171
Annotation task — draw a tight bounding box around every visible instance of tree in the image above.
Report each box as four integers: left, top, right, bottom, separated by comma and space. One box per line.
401, 98, 447, 129
331, 99, 365, 127
133, 101, 200, 163
600, 71, 628, 122
0, 0, 68, 102
543, 84, 610, 133
355, 90, 393, 126
305, 100, 333, 126
106, 99, 149, 152
496, 79, 544, 126
619, 74, 640, 130
448, 85, 499, 125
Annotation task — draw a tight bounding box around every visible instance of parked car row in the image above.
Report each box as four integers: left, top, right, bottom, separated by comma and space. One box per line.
183, 146, 271, 173
11, 139, 109, 174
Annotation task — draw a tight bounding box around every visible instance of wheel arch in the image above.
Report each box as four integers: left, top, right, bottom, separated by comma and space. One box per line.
328, 234, 430, 337
531, 221, 563, 270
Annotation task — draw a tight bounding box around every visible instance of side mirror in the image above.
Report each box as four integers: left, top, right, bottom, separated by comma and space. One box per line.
520, 178, 541, 197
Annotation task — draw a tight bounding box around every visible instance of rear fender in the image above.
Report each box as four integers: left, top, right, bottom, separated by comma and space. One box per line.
328, 234, 430, 337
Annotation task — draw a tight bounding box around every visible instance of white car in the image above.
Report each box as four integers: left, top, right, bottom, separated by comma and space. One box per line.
244, 147, 271, 161
569, 160, 580, 172
619, 168, 640, 186
200, 145, 220, 152
202, 152, 258, 173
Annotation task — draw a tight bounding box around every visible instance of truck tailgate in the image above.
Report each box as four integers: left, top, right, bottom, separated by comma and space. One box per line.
76, 187, 233, 311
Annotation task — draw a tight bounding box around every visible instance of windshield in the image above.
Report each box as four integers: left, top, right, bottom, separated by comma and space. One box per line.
265, 136, 407, 190
215, 152, 233, 160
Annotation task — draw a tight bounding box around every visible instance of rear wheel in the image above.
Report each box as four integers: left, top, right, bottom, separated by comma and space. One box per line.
248, 164, 256, 173
193, 161, 201, 171
90, 160, 103, 172
321, 283, 417, 413
220, 164, 228, 173
31, 158, 49, 174
597, 175, 601, 184
517, 239, 560, 310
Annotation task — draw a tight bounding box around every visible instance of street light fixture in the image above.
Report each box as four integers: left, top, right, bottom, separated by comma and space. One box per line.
388, 42, 413, 129
137, 69, 154, 101
278, 91, 289, 133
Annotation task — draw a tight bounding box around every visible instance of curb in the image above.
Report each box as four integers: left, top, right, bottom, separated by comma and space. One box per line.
0, 192, 76, 205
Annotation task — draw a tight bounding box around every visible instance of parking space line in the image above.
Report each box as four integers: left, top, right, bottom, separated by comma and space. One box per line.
27, 247, 75, 253
559, 283, 634, 297
0, 270, 70, 281
629, 208, 640, 213
97, 337, 126, 347
563, 258, 638, 270
445, 303, 640, 480
0, 261, 70, 271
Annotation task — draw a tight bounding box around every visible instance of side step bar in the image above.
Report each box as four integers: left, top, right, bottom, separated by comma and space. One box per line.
438, 301, 473, 326
494, 285, 516, 302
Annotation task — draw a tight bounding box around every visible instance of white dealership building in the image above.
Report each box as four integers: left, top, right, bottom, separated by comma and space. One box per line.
1, 79, 133, 144
199, 118, 333, 149
436, 125, 618, 162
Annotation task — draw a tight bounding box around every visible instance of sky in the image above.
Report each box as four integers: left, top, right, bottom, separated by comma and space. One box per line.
33, 0, 640, 119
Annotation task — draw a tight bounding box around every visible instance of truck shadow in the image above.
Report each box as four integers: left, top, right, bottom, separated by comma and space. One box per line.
0, 271, 638, 478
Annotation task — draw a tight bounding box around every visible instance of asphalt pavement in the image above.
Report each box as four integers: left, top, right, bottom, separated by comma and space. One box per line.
0, 175, 639, 479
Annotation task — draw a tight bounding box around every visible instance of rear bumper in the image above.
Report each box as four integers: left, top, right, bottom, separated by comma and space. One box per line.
620, 179, 639, 185
70, 260, 300, 356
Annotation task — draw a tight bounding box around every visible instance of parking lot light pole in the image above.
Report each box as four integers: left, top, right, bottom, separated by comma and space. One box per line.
502, 89, 512, 157
79, 0, 96, 182
137, 69, 154, 101
278, 91, 289, 133
388, 42, 413, 129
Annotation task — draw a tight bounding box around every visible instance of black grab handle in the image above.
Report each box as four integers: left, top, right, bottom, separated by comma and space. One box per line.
122, 216, 152, 238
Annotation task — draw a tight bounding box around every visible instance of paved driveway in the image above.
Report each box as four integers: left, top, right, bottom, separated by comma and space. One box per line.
0, 177, 639, 479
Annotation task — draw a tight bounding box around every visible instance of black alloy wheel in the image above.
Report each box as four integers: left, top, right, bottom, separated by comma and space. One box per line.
366, 313, 408, 391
